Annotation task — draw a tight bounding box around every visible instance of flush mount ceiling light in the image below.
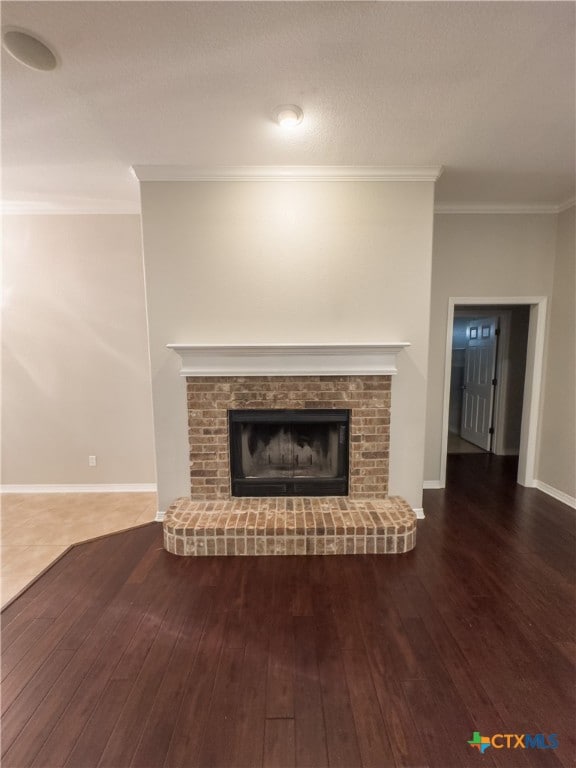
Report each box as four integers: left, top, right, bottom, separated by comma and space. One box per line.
2, 29, 57, 71
273, 104, 304, 128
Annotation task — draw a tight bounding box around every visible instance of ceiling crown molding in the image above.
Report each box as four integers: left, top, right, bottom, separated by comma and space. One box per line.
1, 200, 140, 215
557, 197, 575, 213
435, 200, 574, 215
132, 165, 444, 182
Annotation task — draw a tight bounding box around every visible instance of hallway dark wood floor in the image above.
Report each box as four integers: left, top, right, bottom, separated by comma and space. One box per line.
2, 455, 575, 768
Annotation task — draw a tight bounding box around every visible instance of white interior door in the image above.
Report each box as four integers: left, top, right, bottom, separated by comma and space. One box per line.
460, 317, 499, 450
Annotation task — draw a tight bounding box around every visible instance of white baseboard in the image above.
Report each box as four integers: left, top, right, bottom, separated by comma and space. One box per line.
423, 480, 444, 489
534, 481, 576, 509
0, 483, 157, 494
413, 507, 425, 519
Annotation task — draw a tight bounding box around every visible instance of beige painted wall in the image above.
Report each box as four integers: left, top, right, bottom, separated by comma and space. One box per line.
1, 214, 156, 485
425, 213, 557, 482
537, 205, 575, 498
140, 180, 435, 511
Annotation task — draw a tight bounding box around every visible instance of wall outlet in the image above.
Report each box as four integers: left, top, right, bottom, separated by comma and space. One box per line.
88, 455, 97, 467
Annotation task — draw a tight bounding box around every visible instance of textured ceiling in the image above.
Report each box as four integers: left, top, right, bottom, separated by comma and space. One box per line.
2, 1, 574, 212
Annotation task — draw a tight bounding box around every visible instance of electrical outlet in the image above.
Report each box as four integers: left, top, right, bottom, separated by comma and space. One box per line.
88, 455, 97, 467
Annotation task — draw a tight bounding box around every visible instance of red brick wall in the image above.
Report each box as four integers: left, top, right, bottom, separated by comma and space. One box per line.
186, 375, 391, 499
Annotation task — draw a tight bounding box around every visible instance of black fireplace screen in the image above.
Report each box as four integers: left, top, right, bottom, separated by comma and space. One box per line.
229, 409, 350, 496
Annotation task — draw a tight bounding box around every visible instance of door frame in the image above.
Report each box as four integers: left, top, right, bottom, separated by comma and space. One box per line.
439, 296, 547, 488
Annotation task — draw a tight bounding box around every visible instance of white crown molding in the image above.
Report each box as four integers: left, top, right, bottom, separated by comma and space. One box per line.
1, 201, 140, 215
3, 186, 570, 216
557, 197, 576, 213
132, 165, 444, 182
0, 483, 157, 493
435, 200, 573, 214
167, 342, 410, 377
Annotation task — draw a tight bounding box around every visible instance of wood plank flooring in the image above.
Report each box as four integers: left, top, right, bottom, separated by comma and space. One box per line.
2, 454, 575, 767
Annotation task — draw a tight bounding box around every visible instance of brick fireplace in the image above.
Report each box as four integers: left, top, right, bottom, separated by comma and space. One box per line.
163, 343, 417, 556
186, 374, 390, 499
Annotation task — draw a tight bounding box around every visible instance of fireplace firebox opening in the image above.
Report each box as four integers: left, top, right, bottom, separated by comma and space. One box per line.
229, 409, 350, 497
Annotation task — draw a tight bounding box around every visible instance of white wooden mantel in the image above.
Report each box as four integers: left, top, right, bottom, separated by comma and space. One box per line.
166, 343, 410, 377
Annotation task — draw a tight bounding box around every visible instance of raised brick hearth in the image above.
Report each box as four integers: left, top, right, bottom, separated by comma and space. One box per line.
164, 496, 416, 556
163, 369, 417, 557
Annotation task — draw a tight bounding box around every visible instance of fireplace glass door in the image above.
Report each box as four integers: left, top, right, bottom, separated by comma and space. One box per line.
229, 409, 349, 496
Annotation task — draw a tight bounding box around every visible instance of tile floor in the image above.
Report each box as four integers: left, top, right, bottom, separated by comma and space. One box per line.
1, 492, 157, 607
447, 431, 487, 454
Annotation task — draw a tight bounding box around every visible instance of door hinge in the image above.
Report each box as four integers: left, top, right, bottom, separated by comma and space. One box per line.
492, 378, 497, 386
495, 328, 501, 336
489, 427, 495, 435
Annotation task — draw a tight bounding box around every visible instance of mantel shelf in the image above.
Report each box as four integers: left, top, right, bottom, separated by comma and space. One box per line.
167, 342, 410, 377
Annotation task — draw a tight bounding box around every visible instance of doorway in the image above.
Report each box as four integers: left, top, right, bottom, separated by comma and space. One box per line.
448, 306, 530, 456
440, 297, 548, 487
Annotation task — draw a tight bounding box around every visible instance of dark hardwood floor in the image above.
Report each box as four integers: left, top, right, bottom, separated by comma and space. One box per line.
2, 455, 575, 768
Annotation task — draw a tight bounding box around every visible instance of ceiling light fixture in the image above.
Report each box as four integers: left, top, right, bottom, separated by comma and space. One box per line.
273, 104, 303, 128
2, 29, 57, 71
